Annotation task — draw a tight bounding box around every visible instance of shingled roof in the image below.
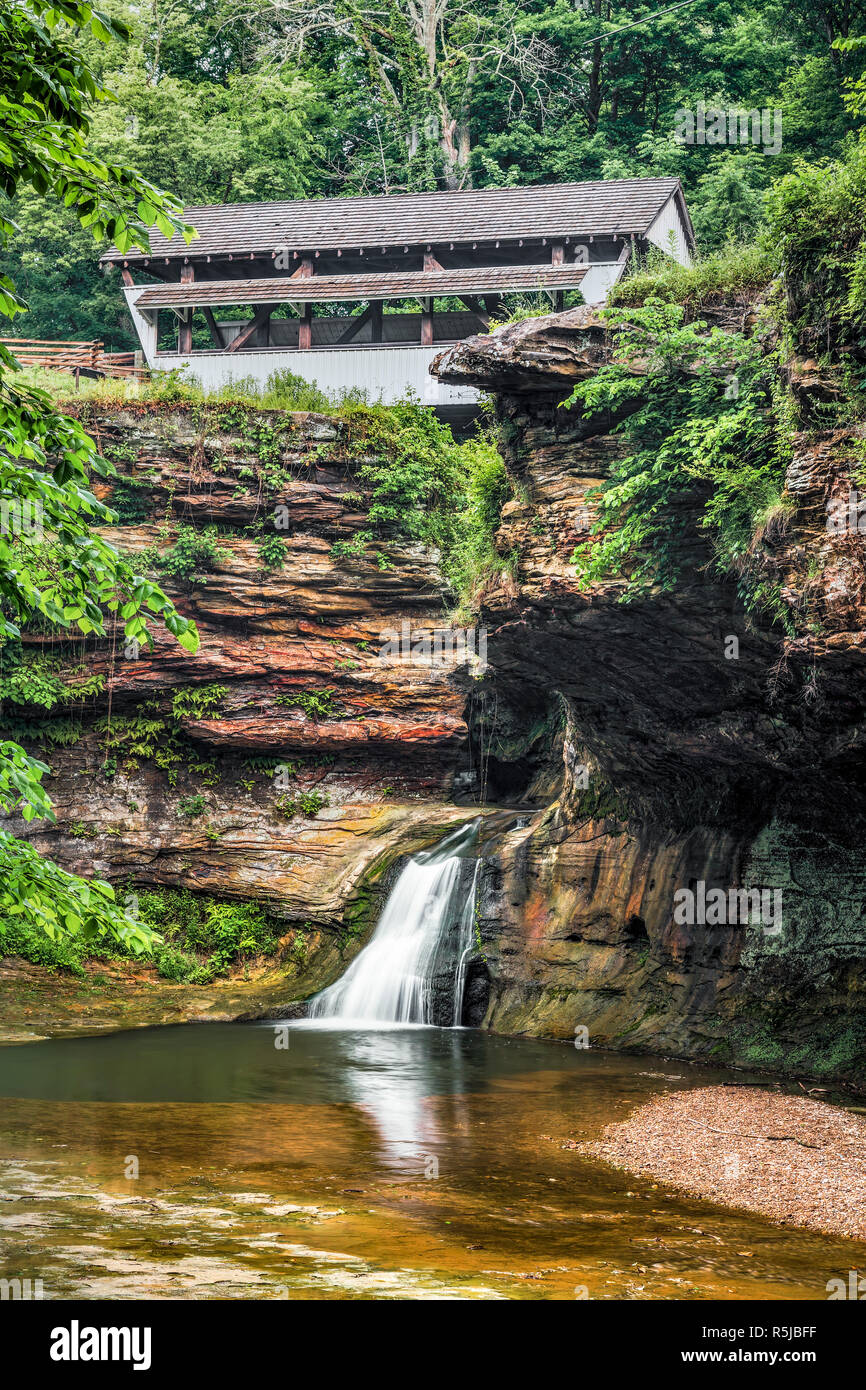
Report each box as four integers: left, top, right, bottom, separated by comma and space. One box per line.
132, 263, 589, 308
104, 177, 693, 264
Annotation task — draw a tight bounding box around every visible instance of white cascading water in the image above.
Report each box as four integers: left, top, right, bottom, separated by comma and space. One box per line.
307, 821, 480, 1027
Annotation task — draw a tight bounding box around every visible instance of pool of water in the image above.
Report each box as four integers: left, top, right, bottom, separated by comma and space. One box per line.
0, 1022, 861, 1300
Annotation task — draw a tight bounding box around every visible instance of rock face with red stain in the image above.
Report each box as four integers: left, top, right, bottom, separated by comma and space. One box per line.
5, 406, 485, 1028
434, 305, 866, 1084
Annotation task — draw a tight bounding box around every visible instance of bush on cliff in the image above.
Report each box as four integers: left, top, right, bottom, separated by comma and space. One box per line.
569, 299, 793, 618
444, 432, 513, 613
611, 243, 775, 312
0, 1, 199, 953
0, 887, 287, 982
765, 136, 866, 373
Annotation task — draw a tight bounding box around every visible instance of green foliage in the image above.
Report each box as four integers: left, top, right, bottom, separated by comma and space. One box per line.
0, 829, 152, 952
258, 369, 333, 413
765, 137, 866, 370
836, 34, 866, 117
0, 647, 106, 711
0, 715, 83, 747
0, 885, 290, 981
171, 684, 227, 720
274, 789, 329, 819
135, 888, 285, 982
688, 153, 771, 252
0, 652, 65, 709
443, 431, 513, 612
613, 244, 776, 312
257, 533, 288, 570
328, 401, 467, 560
211, 405, 291, 482
569, 299, 793, 619
0, 911, 93, 974
323, 400, 515, 595
244, 754, 292, 778
177, 793, 206, 819
109, 471, 155, 525
96, 694, 220, 787
488, 293, 571, 328
275, 687, 339, 719
0, 0, 203, 949
154, 524, 230, 584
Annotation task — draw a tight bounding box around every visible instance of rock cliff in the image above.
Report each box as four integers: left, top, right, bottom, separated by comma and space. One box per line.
2, 304, 865, 1086
433, 305, 866, 1084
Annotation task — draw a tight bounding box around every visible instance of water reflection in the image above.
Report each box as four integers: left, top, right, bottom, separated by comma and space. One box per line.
319, 1027, 471, 1172
0, 1021, 562, 1103
1, 1025, 860, 1300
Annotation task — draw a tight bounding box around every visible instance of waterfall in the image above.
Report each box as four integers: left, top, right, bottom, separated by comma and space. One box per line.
307, 820, 480, 1027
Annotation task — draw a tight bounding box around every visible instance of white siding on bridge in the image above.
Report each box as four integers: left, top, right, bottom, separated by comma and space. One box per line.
578, 260, 628, 305
646, 193, 692, 266
150, 343, 480, 407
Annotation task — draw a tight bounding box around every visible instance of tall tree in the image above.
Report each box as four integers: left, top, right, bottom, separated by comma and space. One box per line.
232, 0, 559, 188
0, 0, 198, 946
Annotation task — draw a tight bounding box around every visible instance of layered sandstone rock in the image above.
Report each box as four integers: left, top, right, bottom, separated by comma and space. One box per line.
3, 305, 866, 1086
434, 305, 866, 1083
1, 407, 484, 1037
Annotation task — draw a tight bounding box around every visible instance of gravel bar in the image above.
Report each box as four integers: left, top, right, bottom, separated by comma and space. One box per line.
579, 1085, 866, 1241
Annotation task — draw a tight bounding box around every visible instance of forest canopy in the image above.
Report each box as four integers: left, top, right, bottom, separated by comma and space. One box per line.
4, 0, 866, 347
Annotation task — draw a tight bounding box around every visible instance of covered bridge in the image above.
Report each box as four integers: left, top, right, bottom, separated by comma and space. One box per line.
103, 177, 694, 409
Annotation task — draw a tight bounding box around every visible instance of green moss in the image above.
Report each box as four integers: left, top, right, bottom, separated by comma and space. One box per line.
575, 776, 633, 823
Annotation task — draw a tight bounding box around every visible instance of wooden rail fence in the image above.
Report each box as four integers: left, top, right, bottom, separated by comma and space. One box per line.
0, 339, 149, 382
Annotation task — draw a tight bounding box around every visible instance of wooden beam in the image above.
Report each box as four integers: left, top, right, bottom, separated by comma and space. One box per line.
292, 258, 315, 349
551, 243, 565, 266
178, 265, 195, 353
336, 302, 377, 345
202, 306, 225, 349
371, 299, 383, 343
423, 251, 443, 271
226, 302, 276, 353
458, 295, 490, 328
121, 267, 134, 288
421, 296, 434, 346
177, 308, 192, 355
